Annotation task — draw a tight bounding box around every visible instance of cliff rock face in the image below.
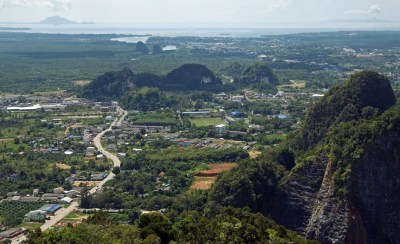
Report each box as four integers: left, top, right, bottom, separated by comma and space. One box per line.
349, 133, 400, 243
274, 122, 400, 243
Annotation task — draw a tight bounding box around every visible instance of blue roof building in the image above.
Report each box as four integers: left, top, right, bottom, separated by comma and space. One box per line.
39, 204, 61, 214
277, 114, 289, 120
230, 111, 246, 118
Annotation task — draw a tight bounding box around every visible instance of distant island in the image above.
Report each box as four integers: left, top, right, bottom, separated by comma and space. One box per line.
40, 16, 95, 25
0, 27, 31, 31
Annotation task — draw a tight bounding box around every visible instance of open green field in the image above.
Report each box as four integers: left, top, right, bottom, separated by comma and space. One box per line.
62, 212, 90, 222
19, 221, 42, 230
190, 117, 225, 127
129, 112, 177, 126
277, 80, 306, 89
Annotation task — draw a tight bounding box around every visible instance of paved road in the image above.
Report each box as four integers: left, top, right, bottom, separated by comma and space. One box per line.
90, 107, 127, 194
11, 107, 128, 244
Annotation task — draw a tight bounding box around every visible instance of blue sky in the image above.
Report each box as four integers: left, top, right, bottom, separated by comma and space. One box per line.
0, 0, 399, 25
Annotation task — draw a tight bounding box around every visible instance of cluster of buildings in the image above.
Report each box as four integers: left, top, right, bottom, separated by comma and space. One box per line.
24, 204, 62, 222
5, 187, 80, 204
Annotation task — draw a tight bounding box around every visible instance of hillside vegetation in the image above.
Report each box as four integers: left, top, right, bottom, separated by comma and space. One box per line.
209, 70, 400, 243
298, 70, 396, 149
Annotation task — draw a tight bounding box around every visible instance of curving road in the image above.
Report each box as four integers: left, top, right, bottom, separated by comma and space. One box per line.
90, 107, 127, 194
11, 107, 128, 244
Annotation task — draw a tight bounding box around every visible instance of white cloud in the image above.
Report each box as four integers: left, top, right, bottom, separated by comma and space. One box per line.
262, 0, 292, 14
0, 0, 71, 11
345, 4, 381, 15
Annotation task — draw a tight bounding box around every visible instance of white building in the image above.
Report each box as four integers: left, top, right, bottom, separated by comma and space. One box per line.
215, 124, 227, 135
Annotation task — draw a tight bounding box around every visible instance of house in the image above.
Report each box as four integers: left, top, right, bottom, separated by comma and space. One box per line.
53, 187, 64, 194
91, 172, 108, 181
181, 111, 211, 118
312, 94, 324, 100
227, 130, 248, 136
19, 196, 41, 202
41, 193, 64, 201
86, 147, 96, 153
65, 190, 80, 198
248, 124, 265, 132
117, 153, 126, 158
107, 144, 117, 151
224, 116, 236, 125
216, 92, 228, 100
59, 197, 73, 204
64, 150, 74, 155
7, 196, 21, 201
100, 107, 110, 112
71, 187, 85, 193
6, 191, 18, 197
277, 114, 289, 120
215, 124, 227, 135
230, 111, 246, 118
39, 204, 61, 214
231, 95, 245, 102
24, 210, 46, 222
7, 104, 42, 112
0, 227, 26, 241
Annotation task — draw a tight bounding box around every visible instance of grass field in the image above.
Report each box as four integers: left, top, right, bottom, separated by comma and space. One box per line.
189, 117, 225, 127
62, 212, 90, 222
277, 80, 306, 89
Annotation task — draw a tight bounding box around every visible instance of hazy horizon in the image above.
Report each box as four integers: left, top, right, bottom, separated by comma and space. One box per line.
0, 0, 399, 28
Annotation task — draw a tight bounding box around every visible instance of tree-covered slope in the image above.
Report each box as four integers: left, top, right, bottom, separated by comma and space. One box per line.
81, 63, 225, 101
164, 64, 222, 90
299, 70, 396, 149
119, 87, 177, 111
82, 67, 135, 100
27, 209, 316, 244
209, 70, 400, 243
238, 63, 279, 85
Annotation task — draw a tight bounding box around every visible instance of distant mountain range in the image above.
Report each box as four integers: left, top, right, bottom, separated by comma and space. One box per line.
40, 16, 95, 25
0, 16, 94, 25
325, 18, 398, 24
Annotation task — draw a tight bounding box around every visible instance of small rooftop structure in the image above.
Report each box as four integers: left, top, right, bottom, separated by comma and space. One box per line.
60, 197, 73, 204
277, 114, 289, 120
0, 227, 26, 240
215, 124, 227, 135
312, 94, 324, 99
182, 111, 211, 117
7, 104, 41, 112
230, 111, 246, 118
39, 204, 61, 214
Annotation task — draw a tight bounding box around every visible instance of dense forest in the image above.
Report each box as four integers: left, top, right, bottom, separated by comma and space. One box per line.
27, 209, 316, 244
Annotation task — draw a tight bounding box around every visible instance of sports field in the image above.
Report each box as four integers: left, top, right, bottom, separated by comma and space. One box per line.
189, 117, 225, 127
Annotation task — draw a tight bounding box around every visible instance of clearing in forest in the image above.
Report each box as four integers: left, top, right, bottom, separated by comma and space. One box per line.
190, 163, 237, 190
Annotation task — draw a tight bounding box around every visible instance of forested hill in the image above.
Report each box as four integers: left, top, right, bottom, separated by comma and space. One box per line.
237, 62, 279, 85
298, 70, 396, 149
209, 70, 400, 243
82, 68, 135, 100
81, 64, 224, 100
164, 64, 222, 90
